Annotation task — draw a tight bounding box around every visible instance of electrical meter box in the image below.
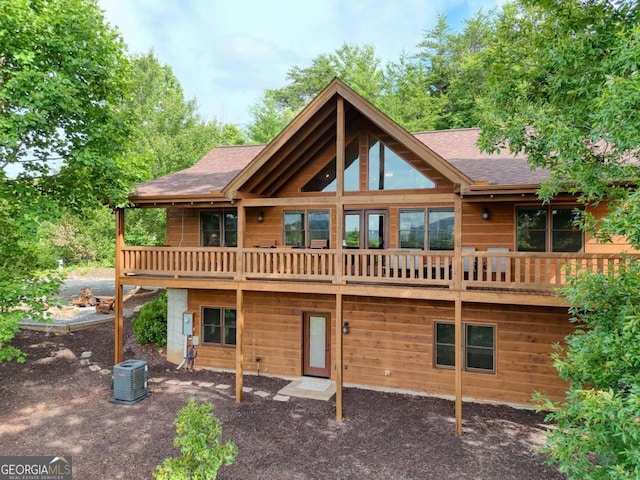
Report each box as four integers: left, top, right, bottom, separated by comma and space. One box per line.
183, 311, 194, 336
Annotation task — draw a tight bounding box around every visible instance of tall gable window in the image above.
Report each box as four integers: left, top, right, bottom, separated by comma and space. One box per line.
302, 140, 360, 192
516, 206, 583, 252
368, 136, 435, 190
201, 210, 237, 247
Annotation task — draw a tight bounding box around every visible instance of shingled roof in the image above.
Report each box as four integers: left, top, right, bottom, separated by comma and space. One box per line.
129, 128, 548, 201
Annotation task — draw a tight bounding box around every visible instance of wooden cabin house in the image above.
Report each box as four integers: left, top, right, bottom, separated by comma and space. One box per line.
114, 79, 634, 433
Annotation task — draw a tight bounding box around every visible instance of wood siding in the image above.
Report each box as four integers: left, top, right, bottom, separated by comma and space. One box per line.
190, 291, 573, 405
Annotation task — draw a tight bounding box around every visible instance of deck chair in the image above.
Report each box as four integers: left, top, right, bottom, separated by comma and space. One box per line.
309, 239, 328, 249
487, 247, 509, 274
257, 239, 276, 248
462, 247, 476, 280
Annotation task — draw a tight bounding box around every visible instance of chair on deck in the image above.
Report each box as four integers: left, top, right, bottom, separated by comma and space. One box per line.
462, 247, 476, 280
487, 247, 509, 280
256, 239, 276, 248
309, 239, 328, 249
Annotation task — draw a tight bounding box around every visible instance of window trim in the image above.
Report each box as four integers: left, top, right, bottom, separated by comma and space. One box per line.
283, 209, 331, 247
515, 204, 584, 253
201, 306, 237, 347
433, 321, 496, 374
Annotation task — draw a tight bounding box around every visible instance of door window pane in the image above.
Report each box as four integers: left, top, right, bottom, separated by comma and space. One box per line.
344, 214, 361, 248
309, 315, 326, 369
399, 210, 425, 249
367, 213, 385, 249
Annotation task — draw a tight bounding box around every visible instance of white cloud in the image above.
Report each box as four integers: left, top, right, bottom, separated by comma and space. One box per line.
99, 0, 505, 126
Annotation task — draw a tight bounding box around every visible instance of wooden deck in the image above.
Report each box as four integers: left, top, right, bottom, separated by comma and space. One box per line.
121, 246, 636, 295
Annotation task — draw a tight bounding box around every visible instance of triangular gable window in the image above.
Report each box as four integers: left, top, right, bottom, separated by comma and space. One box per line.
302, 139, 360, 192
368, 136, 435, 190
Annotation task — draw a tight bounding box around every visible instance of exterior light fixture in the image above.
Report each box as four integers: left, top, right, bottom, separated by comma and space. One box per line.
342, 321, 350, 334
482, 207, 490, 221
257, 211, 264, 223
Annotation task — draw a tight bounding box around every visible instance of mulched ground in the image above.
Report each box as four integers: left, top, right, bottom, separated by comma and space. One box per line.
0, 290, 565, 480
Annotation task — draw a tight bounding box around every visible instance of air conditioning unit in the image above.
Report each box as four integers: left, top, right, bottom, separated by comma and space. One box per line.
109, 359, 150, 405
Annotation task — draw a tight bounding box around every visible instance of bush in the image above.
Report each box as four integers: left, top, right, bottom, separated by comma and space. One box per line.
154, 398, 237, 480
132, 292, 167, 347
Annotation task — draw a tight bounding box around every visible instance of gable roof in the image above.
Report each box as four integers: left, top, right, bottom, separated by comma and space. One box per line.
129, 80, 550, 205
129, 128, 548, 203
413, 129, 549, 187
221, 78, 473, 198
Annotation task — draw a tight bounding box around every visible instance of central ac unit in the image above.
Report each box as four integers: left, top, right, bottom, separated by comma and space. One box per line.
110, 359, 150, 405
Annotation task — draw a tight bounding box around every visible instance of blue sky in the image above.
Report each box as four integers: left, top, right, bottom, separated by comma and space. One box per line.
98, 0, 504, 127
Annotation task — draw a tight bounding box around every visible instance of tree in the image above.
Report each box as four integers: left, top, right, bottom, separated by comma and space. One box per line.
246, 43, 386, 143
0, 0, 134, 362
479, 1, 640, 476
154, 398, 237, 480
416, 11, 496, 129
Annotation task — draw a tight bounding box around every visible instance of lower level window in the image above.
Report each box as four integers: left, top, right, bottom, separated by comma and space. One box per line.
202, 307, 236, 346
434, 322, 495, 373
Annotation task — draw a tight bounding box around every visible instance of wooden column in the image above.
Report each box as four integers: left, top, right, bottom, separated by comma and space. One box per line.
114, 208, 125, 365
235, 203, 245, 403
235, 287, 244, 403
454, 297, 463, 436
335, 292, 343, 421
335, 96, 346, 421
454, 197, 463, 435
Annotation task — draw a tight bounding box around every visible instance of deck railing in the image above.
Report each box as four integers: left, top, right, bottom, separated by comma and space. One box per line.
122, 246, 637, 292
122, 246, 237, 278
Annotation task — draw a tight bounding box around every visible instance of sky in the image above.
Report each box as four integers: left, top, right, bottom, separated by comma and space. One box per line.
98, 0, 503, 127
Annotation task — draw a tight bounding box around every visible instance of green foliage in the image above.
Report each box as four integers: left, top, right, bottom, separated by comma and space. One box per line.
132, 292, 167, 347
0, 265, 62, 363
246, 17, 495, 142
479, 1, 640, 232
534, 261, 640, 478
154, 398, 237, 480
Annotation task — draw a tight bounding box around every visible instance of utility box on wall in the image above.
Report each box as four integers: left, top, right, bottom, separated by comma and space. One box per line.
183, 311, 194, 336
109, 359, 150, 405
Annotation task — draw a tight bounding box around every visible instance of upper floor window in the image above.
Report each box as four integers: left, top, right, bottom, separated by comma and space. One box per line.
202, 307, 236, 346
368, 136, 435, 190
284, 210, 330, 247
201, 210, 237, 247
399, 208, 454, 250
516, 206, 583, 252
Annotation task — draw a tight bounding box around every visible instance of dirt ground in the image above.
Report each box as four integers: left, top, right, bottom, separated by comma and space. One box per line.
0, 290, 565, 480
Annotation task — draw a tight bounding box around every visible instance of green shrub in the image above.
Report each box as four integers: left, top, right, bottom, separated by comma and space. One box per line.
132, 292, 167, 347
154, 398, 238, 480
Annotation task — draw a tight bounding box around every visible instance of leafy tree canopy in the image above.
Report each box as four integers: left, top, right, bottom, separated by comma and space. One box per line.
479, 1, 640, 477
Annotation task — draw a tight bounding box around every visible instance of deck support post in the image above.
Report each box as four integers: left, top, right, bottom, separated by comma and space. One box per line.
336, 292, 344, 421
114, 207, 125, 365
235, 287, 244, 403
454, 297, 463, 436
